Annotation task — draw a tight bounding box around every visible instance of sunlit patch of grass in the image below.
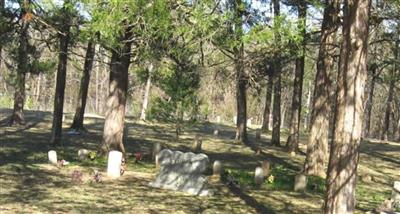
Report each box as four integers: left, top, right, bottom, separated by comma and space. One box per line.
356, 183, 391, 211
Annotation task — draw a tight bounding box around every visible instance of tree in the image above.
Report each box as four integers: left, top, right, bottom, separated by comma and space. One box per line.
286, 2, 307, 152
139, 62, 154, 121
303, 0, 339, 177
261, 75, 273, 132
9, 0, 31, 125
324, 0, 371, 212
271, 0, 282, 147
70, 37, 96, 131
50, 0, 73, 145
363, 63, 377, 137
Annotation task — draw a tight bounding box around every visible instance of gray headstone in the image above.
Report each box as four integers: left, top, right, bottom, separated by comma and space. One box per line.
149, 149, 212, 196
192, 137, 202, 153
392, 181, 400, 207
255, 167, 264, 187
213, 160, 222, 176
294, 174, 307, 191
78, 149, 89, 160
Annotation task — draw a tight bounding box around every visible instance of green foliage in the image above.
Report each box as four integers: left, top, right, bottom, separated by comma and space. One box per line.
0, 95, 13, 108
307, 175, 326, 194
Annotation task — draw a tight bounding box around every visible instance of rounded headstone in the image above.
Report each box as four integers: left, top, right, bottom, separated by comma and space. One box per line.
294, 174, 307, 191
213, 160, 222, 176
192, 138, 202, 153
213, 129, 219, 136
78, 149, 89, 160
48, 150, 57, 164
107, 151, 123, 178
254, 167, 264, 187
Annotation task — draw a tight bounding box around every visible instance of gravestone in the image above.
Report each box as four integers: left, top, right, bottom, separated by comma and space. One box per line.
152, 143, 162, 160
294, 174, 307, 191
262, 160, 270, 177
216, 116, 221, 123
392, 181, 400, 207
255, 167, 264, 187
149, 149, 212, 196
233, 116, 237, 125
213, 160, 222, 176
192, 135, 202, 153
107, 151, 123, 178
213, 129, 219, 136
247, 118, 252, 127
155, 153, 160, 168
78, 149, 89, 160
48, 150, 57, 164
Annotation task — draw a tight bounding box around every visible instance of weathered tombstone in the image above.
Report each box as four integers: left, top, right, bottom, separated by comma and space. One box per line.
107, 151, 123, 178
149, 149, 212, 196
78, 149, 89, 160
192, 136, 202, 153
392, 181, 400, 207
213, 160, 222, 177
216, 116, 221, 123
213, 129, 219, 136
254, 167, 264, 187
247, 118, 252, 127
255, 129, 261, 141
294, 174, 307, 192
262, 160, 270, 177
48, 150, 57, 164
152, 143, 162, 160
233, 116, 237, 125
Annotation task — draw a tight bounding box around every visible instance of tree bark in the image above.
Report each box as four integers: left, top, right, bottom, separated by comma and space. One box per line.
234, 0, 248, 144
70, 39, 96, 131
261, 75, 273, 132
381, 69, 396, 141
9, 2, 30, 126
271, 0, 281, 147
140, 63, 153, 120
50, 1, 71, 146
100, 26, 133, 155
303, 0, 339, 177
286, 5, 306, 153
363, 65, 377, 138
324, 0, 371, 212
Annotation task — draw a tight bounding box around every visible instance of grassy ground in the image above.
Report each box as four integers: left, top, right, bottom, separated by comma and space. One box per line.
0, 109, 399, 214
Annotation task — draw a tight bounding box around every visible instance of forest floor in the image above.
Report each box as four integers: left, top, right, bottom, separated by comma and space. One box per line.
0, 109, 399, 214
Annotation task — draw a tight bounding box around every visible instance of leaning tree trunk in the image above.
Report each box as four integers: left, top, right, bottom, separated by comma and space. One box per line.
363, 65, 377, 138
139, 63, 153, 121
70, 40, 96, 131
303, 0, 339, 177
271, 0, 282, 147
50, 2, 71, 146
100, 27, 133, 155
261, 75, 273, 132
324, 0, 371, 212
233, 0, 248, 144
286, 5, 306, 153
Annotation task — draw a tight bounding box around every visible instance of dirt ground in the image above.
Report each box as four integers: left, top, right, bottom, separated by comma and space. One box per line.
1, 109, 399, 214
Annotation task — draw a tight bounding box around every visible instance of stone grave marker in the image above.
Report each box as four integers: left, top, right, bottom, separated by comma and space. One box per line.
107, 151, 123, 178
255, 167, 264, 187
213, 160, 222, 176
213, 129, 219, 136
152, 143, 162, 160
48, 150, 57, 164
392, 181, 400, 207
192, 135, 202, 153
149, 149, 212, 196
78, 149, 89, 160
294, 174, 307, 191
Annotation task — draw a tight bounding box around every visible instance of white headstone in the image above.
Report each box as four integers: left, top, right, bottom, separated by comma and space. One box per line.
78, 149, 89, 160
216, 116, 221, 123
247, 119, 252, 127
294, 174, 307, 191
107, 151, 123, 178
213, 129, 219, 136
213, 160, 222, 176
255, 167, 264, 186
233, 116, 237, 125
48, 150, 57, 164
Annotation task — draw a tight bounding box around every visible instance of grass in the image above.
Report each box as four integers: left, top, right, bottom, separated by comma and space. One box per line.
1, 109, 399, 214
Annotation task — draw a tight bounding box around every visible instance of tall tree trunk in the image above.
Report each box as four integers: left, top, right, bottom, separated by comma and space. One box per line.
140, 63, 153, 120
304, 82, 312, 130
271, 0, 282, 147
303, 0, 339, 177
381, 69, 396, 141
50, 1, 71, 145
234, 0, 248, 144
286, 5, 306, 153
363, 65, 377, 138
70, 39, 96, 131
9, 2, 30, 126
100, 26, 133, 155
261, 75, 273, 132
324, 0, 371, 212
0, 0, 4, 73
